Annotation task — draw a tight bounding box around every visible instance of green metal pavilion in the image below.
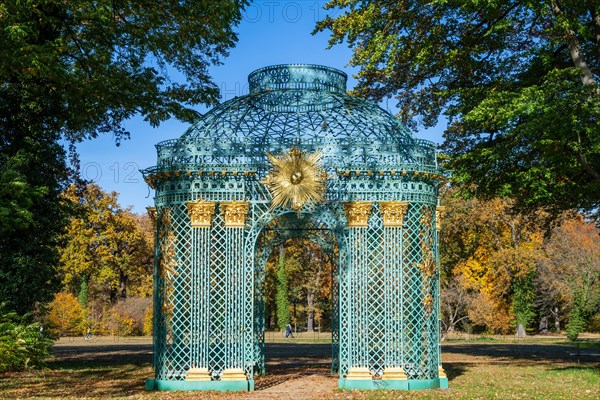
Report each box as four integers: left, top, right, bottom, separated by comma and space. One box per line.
142, 64, 448, 391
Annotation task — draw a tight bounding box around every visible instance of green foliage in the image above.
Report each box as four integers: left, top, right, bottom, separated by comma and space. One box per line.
511, 271, 537, 331
566, 302, 587, 341
77, 277, 89, 308
0, 307, 54, 372
317, 1, 600, 218
275, 249, 290, 331
0, 0, 249, 140
0, 145, 67, 315
0, 0, 248, 317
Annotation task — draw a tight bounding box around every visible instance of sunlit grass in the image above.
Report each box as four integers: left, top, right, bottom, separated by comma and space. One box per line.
0, 337, 598, 399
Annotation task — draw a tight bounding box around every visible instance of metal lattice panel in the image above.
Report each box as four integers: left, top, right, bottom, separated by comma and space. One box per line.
143, 64, 446, 391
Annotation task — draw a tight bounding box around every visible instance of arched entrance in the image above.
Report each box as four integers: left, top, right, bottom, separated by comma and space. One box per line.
252, 210, 341, 377
142, 64, 448, 391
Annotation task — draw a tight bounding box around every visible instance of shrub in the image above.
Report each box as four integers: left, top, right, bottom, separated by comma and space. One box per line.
0, 309, 54, 372
107, 297, 151, 336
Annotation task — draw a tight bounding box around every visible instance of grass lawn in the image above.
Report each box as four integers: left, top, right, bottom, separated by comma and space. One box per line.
0, 336, 598, 399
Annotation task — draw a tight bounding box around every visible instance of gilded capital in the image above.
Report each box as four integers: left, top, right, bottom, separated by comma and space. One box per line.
221, 201, 249, 228
378, 201, 409, 227
435, 206, 447, 231
186, 199, 216, 228
343, 201, 373, 228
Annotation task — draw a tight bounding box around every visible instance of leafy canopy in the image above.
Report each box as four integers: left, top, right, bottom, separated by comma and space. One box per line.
0, 0, 249, 139
0, 1, 247, 315
316, 0, 600, 216
59, 184, 153, 302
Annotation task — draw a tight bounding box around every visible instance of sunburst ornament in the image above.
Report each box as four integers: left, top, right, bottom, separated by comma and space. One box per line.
262, 146, 326, 210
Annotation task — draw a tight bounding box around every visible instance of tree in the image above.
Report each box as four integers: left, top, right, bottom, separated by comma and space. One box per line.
0, 0, 248, 315
59, 184, 152, 304
538, 215, 600, 339
284, 238, 333, 332
511, 270, 537, 336
78, 277, 89, 308
440, 275, 472, 339
0, 141, 68, 315
46, 292, 85, 336
275, 246, 290, 332
439, 189, 546, 333
1, 1, 248, 139
316, 1, 600, 217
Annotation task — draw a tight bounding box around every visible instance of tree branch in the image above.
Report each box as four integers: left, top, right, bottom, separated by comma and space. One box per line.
576, 132, 600, 180
551, 1, 598, 88
589, 7, 600, 63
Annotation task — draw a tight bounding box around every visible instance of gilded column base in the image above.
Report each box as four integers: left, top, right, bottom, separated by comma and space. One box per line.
220, 368, 247, 381
381, 367, 408, 380
438, 366, 447, 378
185, 367, 211, 381
346, 367, 373, 380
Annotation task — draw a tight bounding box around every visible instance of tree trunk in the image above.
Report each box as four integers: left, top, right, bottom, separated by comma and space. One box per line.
553, 306, 561, 332
551, 1, 598, 89
539, 316, 549, 334
307, 291, 315, 332
119, 271, 127, 300
109, 287, 117, 303
516, 323, 526, 338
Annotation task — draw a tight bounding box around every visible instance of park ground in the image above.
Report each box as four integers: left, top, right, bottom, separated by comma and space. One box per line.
0, 334, 598, 399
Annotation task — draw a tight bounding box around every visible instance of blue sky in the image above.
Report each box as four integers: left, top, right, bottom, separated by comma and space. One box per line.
76, 1, 445, 213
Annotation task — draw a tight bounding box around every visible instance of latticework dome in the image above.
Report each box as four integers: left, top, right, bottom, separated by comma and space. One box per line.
143, 64, 438, 180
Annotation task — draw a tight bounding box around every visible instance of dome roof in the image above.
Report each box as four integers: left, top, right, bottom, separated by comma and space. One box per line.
145, 64, 438, 177
183, 64, 414, 144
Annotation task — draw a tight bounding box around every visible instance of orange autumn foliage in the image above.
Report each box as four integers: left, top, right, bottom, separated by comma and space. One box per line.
440, 190, 547, 333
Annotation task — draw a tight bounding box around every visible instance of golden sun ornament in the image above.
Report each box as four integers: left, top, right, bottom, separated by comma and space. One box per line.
262, 147, 326, 210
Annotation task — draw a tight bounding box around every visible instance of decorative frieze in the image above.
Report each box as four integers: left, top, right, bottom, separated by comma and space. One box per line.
221, 201, 249, 228
343, 201, 373, 228
378, 201, 409, 227
186, 199, 216, 228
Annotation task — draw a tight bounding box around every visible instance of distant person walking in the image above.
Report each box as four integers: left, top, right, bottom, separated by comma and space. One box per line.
85, 326, 92, 340
285, 323, 294, 339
